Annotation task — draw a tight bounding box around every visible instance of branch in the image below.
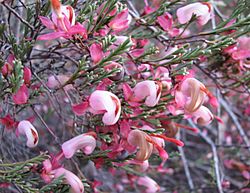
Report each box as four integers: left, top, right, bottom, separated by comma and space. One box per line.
2, 2, 35, 31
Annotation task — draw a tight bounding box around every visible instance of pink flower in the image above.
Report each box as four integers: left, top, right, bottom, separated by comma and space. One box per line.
51, 0, 75, 25
108, 8, 131, 32
157, 12, 180, 37
191, 105, 214, 126
137, 176, 160, 193
23, 67, 32, 85
155, 67, 172, 90
89, 43, 104, 64
0, 114, 17, 130
127, 130, 153, 161
62, 132, 97, 159
177, 2, 212, 26
133, 80, 162, 107
52, 168, 84, 193
37, 0, 87, 40
13, 84, 29, 105
17, 120, 39, 148
175, 78, 206, 113
89, 90, 121, 125
128, 129, 181, 163
41, 158, 62, 183
231, 36, 250, 69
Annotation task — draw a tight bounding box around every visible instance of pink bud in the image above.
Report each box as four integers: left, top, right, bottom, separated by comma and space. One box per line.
1, 63, 13, 77
17, 120, 39, 148
52, 168, 84, 193
89, 43, 104, 64
89, 90, 121, 125
62, 132, 96, 158
23, 67, 32, 85
13, 84, 29, 105
177, 2, 212, 26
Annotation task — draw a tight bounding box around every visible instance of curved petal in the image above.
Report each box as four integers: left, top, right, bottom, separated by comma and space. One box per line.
17, 120, 39, 148
37, 31, 66, 40
62, 133, 96, 158
127, 130, 153, 161
177, 3, 211, 25
176, 78, 206, 112
72, 102, 89, 116
89, 90, 121, 125
52, 168, 84, 193
39, 16, 55, 30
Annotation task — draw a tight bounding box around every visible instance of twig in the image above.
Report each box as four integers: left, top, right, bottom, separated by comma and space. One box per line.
2, 2, 34, 31
32, 72, 63, 119
127, 2, 169, 43
31, 106, 61, 145
219, 96, 250, 152
177, 132, 195, 191
188, 120, 224, 193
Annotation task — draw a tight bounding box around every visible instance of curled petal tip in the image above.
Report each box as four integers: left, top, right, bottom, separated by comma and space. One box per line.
62, 133, 96, 159
17, 120, 39, 148
53, 168, 84, 193
89, 90, 121, 125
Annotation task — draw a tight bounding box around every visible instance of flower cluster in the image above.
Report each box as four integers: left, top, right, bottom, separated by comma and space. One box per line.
1, 0, 249, 192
